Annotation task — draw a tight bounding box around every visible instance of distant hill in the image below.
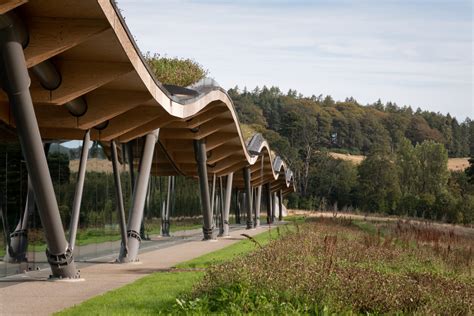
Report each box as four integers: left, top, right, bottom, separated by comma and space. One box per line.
48, 143, 71, 156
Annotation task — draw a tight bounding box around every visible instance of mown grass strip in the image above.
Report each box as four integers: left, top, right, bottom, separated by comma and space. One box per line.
57, 225, 290, 315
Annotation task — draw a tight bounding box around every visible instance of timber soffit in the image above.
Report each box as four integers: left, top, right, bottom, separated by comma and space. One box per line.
0, 0, 295, 193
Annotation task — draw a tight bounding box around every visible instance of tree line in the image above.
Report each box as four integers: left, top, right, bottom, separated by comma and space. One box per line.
230, 86, 473, 223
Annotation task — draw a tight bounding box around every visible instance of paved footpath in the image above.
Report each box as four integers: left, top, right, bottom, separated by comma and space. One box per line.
0, 224, 274, 315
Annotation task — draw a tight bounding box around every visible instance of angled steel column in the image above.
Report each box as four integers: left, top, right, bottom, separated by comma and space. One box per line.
210, 173, 216, 228
254, 185, 262, 228
220, 173, 233, 236
68, 130, 90, 250
7, 143, 50, 262
126, 142, 135, 190
235, 189, 241, 224
5, 178, 34, 262
169, 175, 176, 235
265, 183, 272, 224
241, 192, 247, 223
272, 191, 277, 223
119, 130, 159, 262
111, 140, 128, 260
162, 176, 172, 237
243, 167, 253, 229
160, 199, 167, 235
194, 139, 214, 240
278, 189, 283, 221
0, 18, 78, 278
217, 176, 225, 236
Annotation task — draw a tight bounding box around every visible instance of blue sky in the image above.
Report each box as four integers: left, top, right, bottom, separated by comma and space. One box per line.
117, 0, 473, 120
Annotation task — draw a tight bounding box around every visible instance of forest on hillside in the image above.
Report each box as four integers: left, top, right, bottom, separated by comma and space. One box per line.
231, 86, 474, 223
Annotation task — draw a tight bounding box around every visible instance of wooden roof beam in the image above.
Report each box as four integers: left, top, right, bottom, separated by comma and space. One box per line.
162, 139, 193, 152
78, 90, 152, 129
215, 160, 248, 177
207, 145, 242, 165
24, 17, 110, 68
185, 106, 228, 129
0, 0, 26, 14
159, 118, 234, 140
99, 105, 161, 141
206, 132, 237, 151
118, 114, 177, 143
39, 127, 100, 141
25, 61, 133, 105
208, 155, 244, 174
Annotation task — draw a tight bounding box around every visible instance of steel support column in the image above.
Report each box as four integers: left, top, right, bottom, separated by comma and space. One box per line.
127, 142, 136, 190
220, 173, 233, 236
119, 130, 159, 262
111, 140, 129, 260
235, 189, 241, 224
0, 17, 78, 278
265, 183, 272, 224
210, 173, 216, 228
278, 189, 283, 221
254, 185, 262, 228
272, 191, 277, 222
68, 130, 90, 250
5, 178, 33, 262
161, 176, 173, 237
194, 139, 214, 240
217, 176, 225, 236
243, 167, 253, 229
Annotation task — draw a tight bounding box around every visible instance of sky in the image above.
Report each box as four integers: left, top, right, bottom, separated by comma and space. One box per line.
117, 0, 473, 120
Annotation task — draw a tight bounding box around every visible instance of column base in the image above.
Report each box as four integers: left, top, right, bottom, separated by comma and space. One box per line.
4, 229, 28, 263
202, 226, 216, 240
117, 230, 141, 263
246, 220, 253, 229
46, 247, 80, 279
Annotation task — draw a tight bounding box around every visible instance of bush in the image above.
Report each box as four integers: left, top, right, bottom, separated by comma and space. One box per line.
145, 53, 207, 86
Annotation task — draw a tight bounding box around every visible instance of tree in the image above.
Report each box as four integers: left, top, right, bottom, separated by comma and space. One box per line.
415, 141, 449, 196
396, 138, 419, 195
357, 153, 401, 213
466, 158, 474, 184
405, 116, 444, 145
47, 152, 70, 185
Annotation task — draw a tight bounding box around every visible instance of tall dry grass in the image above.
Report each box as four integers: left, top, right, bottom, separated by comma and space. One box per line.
179, 218, 473, 314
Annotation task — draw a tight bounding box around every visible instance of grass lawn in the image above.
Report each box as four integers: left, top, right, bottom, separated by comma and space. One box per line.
0, 220, 204, 257
56, 224, 291, 315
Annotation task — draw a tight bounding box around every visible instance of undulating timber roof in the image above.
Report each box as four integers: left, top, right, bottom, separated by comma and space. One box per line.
0, 0, 295, 195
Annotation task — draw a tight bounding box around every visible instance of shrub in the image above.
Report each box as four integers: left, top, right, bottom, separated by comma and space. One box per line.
145, 53, 207, 87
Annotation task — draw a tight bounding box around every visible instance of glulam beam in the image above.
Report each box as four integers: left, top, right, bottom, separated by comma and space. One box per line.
24, 17, 110, 68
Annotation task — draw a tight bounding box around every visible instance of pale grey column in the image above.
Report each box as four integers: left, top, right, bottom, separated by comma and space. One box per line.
119, 130, 159, 262
278, 189, 283, 221
0, 20, 78, 278
265, 183, 272, 224
5, 178, 33, 262
210, 173, 216, 227
68, 130, 91, 250
235, 189, 241, 224
217, 176, 225, 236
194, 139, 214, 240
254, 185, 262, 227
220, 173, 233, 236
243, 167, 253, 229
272, 191, 277, 223
161, 176, 173, 237
111, 140, 129, 259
